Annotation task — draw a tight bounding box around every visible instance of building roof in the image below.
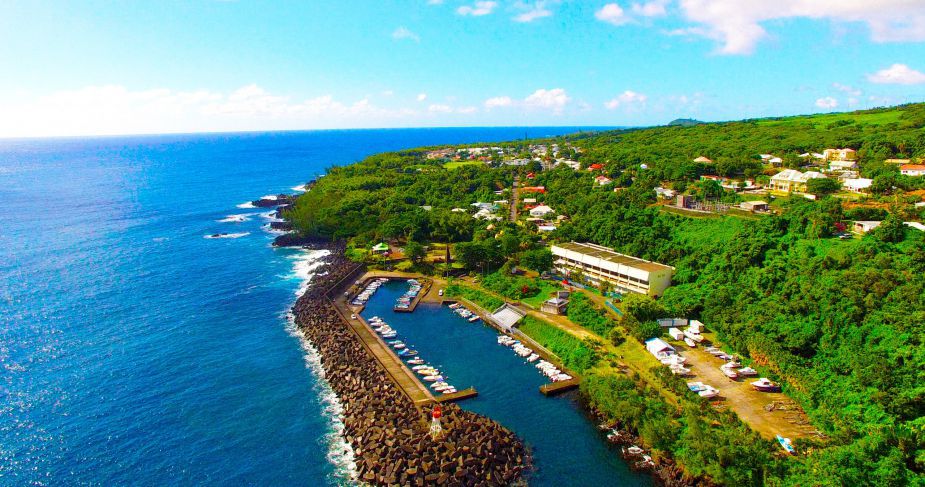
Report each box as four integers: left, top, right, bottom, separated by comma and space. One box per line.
693, 156, 712, 163
900, 164, 925, 171
771, 169, 826, 183
552, 241, 673, 273
645, 338, 674, 355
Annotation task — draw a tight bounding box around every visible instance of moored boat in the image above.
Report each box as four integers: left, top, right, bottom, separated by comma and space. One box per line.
752, 378, 781, 392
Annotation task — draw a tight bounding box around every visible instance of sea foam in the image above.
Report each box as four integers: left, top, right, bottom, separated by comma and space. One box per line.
291, 184, 307, 192
283, 249, 357, 483
218, 214, 251, 223
236, 202, 256, 209
204, 232, 250, 239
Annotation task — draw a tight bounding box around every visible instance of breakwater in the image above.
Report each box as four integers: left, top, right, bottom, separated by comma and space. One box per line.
291, 243, 529, 486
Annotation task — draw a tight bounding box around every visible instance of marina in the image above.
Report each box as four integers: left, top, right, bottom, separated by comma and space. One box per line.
357, 278, 651, 486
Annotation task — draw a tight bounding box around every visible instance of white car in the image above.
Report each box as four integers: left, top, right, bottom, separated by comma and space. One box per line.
350, 314, 356, 319
438, 289, 444, 296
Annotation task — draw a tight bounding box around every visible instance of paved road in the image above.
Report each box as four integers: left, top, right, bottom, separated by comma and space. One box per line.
510, 176, 519, 222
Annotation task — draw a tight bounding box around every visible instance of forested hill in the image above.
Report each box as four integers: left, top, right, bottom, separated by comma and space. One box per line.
285, 103, 925, 485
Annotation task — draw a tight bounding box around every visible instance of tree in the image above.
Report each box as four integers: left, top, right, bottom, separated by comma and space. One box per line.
875, 214, 906, 243
405, 240, 425, 264
806, 177, 842, 196
521, 248, 553, 273
622, 293, 667, 322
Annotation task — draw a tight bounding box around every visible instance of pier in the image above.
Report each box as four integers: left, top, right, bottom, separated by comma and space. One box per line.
435, 387, 479, 403
540, 378, 580, 396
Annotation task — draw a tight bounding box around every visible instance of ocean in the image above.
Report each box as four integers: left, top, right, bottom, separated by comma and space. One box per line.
0, 128, 637, 485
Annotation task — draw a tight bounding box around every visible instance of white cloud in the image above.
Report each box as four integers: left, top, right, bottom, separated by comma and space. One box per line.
427, 104, 453, 113
673, 0, 925, 55
524, 88, 571, 113
0, 84, 426, 138
513, 2, 553, 23
867, 63, 925, 85
457, 106, 479, 114
427, 0, 444, 4
416, 93, 428, 101
631, 0, 669, 17
457, 1, 497, 16
604, 90, 648, 109
815, 96, 838, 109
595, 3, 630, 26
484, 96, 513, 109
382, 90, 394, 96
832, 82, 861, 96
392, 26, 420, 42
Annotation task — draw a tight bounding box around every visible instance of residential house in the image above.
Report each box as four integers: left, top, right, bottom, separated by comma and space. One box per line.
551, 242, 674, 297
529, 205, 554, 217
523, 198, 538, 204
884, 159, 911, 165
823, 148, 857, 162
595, 175, 613, 186
588, 163, 604, 171
900, 164, 925, 176
768, 169, 827, 193
520, 186, 547, 194
654, 187, 676, 199
829, 160, 859, 172
905, 222, 925, 232
537, 225, 557, 232
693, 156, 713, 163
769, 156, 783, 165
853, 221, 882, 233
843, 178, 873, 193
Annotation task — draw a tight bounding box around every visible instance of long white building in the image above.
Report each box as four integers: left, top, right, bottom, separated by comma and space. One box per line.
551, 242, 674, 297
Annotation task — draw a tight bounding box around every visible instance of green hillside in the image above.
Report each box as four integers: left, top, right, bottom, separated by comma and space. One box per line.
285, 103, 925, 486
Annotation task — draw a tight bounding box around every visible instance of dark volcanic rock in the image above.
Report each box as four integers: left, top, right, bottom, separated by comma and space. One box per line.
251, 194, 297, 208
291, 241, 530, 485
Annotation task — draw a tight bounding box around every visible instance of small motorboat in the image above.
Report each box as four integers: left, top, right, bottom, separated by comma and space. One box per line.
402, 350, 418, 357
687, 381, 706, 392
684, 337, 696, 348
392, 343, 406, 350
381, 332, 397, 339
422, 375, 444, 382
737, 367, 758, 376
752, 378, 781, 392
526, 353, 539, 362
468, 315, 480, 322
698, 387, 720, 398
412, 365, 431, 371
721, 367, 739, 379
430, 381, 448, 389
406, 358, 424, 365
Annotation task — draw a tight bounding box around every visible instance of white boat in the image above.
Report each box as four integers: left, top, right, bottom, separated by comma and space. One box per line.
526, 353, 539, 362
423, 375, 444, 382
407, 358, 424, 365
468, 315, 480, 322
698, 387, 720, 398
738, 367, 758, 376
721, 367, 739, 379
430, 382, 448, 389
684, 337, 696, 348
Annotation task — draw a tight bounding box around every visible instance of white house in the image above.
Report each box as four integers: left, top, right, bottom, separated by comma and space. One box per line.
842, 178, 873, 193
900, 164, 925, 176
595, 175, 613, 186
829, 160, 859, 171
529, 205, 554, 217
523, 198, 537, 204
853, 221, 882, 233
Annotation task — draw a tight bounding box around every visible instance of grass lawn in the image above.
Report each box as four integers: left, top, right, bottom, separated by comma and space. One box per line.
520, 279, 561, 308
444, 160, 485, 169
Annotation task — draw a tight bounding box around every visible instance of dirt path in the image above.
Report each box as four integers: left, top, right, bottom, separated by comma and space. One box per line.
510, 176, 519, 222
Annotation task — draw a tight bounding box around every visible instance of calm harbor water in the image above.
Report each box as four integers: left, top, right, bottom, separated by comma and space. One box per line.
362, 280, 651, 486
0, 127, 641, 485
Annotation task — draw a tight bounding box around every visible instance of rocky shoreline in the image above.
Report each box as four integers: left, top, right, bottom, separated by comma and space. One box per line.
290, 241, 530, 486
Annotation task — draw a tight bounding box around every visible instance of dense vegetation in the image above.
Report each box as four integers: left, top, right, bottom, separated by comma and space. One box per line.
287, 103, 925, 485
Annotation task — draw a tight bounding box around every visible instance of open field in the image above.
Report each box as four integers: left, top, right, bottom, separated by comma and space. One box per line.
444, 160, 485, 169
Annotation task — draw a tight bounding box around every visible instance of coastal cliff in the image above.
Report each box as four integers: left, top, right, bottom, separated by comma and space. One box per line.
290, 242, 530, 486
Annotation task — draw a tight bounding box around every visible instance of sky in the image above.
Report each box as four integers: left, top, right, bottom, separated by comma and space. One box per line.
1, 0, 925, 137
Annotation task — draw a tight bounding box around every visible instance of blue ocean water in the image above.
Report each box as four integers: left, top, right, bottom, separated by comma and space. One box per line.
362, 281, 650, 487
0, 128, 624, 485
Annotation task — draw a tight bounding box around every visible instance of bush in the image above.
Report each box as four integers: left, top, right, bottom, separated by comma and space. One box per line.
519, 316, 601, 372
566, 293, 615, 336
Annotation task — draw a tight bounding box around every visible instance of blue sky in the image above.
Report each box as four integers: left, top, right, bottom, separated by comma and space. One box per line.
1, 0, 925, 136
